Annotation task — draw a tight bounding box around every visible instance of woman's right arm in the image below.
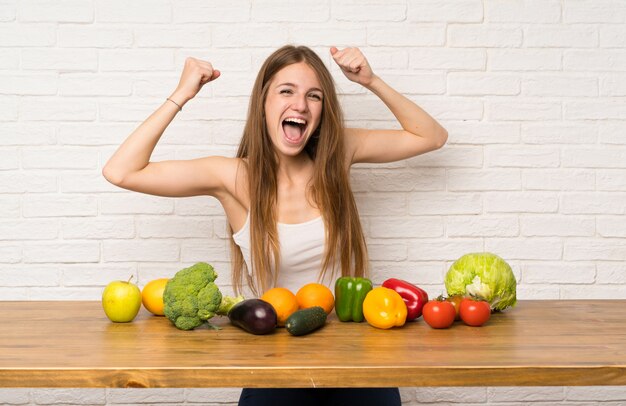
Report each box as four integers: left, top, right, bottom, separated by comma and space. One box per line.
102, 57, 226, 198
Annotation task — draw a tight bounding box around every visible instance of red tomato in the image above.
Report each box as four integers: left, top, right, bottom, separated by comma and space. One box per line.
447, 295, 463, 321
422, 299, 456, 329
459, 298, 491, 327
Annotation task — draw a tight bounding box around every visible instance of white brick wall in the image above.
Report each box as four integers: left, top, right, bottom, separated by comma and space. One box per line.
1, 0, 625, 404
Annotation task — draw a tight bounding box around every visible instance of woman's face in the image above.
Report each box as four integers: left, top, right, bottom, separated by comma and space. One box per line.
264, 62, 324, 160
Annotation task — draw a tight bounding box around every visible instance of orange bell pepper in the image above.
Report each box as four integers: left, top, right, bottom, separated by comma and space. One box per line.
363, 287, 408, 329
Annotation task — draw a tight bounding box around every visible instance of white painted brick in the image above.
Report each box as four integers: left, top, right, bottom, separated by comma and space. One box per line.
133, 74, 189, 98
59, 73, 132, 96
409, 48, 485, 70
383, 73, 446, 95
488, 386, 564, 402
597, 262, 626, 284
0, 73, 57, 95
447, 169, 521, 192
367, 241, 408, 261
525, 24, 598, 48
173, 0, 250, 23
408, 238, 484, 261
597, 170, 626, 191
600, 74, 626, 97
369, 262, 445, 285
186, 387, 242, 403
566, 100, 626, 120
414, 386, 487, 403
564, 50, 626, 71
182, 98, 249, 121
251, 0, 328, 22
369, 216, 443, 238
361, 49, 409, 70
449, 24, 522, 48
32, 388, 105, 404
137, 217, 212, 238
100, 193, 174, 215
211, 72, 256, 98
408, 0, 483, 23
0, 388, 29, 404
181, 239, 230, 262
0, 244, 21, 263
22, 48, 97, 71
410, 146, 483, 168
485, 0, 561, 22
0, 1, 16, 22
138, 263, 180, 284
524, 170, 595, 191
103, 241, 179, 262
563, 146, 626, 168
369, 24, 446, 47
107, 388, 185, 403
60, 173, 121, 193
516, 283, 560, 299
19, 0, 92, 23
354, 192, 407, 215
521, 122, 598, 144
489, 49, 561, 71
448, 73, 520, 96
175, 196, 224, 216
341, 96, 396, 121
564, 238, 626, 261
23, 241, 100, 263
62, 217, 134, 239
0, 149, 18, 169
0, 172, 56, 193
213, 24, 289, 48
20, 98, 97, 121
22, 147, 98, 169
485, 192, 559, 213
0, 23, 55, 46
523, 262, 595, 284
561, 284, 626, 299
409, 192, 482, 215
564, 0, 626, 23
561, 192, 626, 214
62, 264, 136, 287
415, 98, 485, 121
58, 25, 132, 48
334, 0, 405, 21
0, 219, 58, 240
600, 24, 626, 47
523, 75, 598, 97
100, 49, 175, 72
0, 96, 18, 120
23, 195, 97, 217
444, 121, 520, 145
486, 238, 562, 260
488, 100, 561, 121
2, 124, 55, 146
486, 146, 559, 168
597, 216, 626, 237
447, 215, 519, 237
369, 169, 445, 192
28, 286, 103, 300
135, 26, 211, 48
0, 195, 20, 218
57, 123, 131, 146
0, 265, 59, 286
96, 0, 170, 23
599, 120, 626, 144
0, 48, 18, 69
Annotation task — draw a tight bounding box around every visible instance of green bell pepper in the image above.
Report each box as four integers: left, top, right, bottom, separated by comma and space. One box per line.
334, 277, 373, 322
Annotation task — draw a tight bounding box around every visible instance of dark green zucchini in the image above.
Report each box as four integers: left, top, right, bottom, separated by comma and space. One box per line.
285, 306, 327, 336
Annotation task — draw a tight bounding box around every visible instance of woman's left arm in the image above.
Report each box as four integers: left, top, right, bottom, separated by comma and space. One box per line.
331, 46, 448, 165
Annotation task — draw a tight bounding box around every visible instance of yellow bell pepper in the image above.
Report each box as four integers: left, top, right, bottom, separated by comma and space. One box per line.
363, 287, 408, 329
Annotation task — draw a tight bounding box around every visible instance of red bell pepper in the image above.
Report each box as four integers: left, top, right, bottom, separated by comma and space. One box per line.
381, 278, 429, 321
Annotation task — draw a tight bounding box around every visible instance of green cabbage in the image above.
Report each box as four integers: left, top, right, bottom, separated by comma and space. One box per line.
444, 252, 517, 311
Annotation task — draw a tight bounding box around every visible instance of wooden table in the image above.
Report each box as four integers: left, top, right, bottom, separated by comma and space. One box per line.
1, 300, 625, 388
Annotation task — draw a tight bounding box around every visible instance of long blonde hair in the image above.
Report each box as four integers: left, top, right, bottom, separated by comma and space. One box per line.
230, 45, 368, 296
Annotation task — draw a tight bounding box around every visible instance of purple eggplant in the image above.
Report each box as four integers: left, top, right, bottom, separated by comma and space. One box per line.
228, 299, 277, 335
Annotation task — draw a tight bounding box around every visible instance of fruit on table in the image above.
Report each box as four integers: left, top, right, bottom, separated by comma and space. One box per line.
296, 283, 335, 314
261, 287, 299, 327
141, 278, 169, 316
102, 276, 142, 323
285, 306, 327, 336
422, 297, 456, 329
228, 298, 277, 335
381, 278, 429, 321
363, 287, 408, 329
459, 297, 491, 327
334, 276, 372, 322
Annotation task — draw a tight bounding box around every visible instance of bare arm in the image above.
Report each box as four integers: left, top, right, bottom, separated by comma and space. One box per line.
330, 47, 448, 165
102, 58, 224, 197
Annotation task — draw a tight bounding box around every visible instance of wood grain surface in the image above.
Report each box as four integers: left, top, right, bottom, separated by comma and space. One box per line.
1, 300, 625, 388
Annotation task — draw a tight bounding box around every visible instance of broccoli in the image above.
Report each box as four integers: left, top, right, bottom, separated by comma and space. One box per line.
163, 262, 244, 330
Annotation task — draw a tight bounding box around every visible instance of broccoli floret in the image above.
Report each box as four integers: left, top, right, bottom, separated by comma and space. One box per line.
163, 262, 244, 330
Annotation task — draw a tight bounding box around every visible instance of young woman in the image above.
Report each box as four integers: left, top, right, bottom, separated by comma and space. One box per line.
103, 45, 447, 405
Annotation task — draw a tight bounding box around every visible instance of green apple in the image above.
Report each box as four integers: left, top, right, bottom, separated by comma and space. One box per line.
102, 276, 142, 322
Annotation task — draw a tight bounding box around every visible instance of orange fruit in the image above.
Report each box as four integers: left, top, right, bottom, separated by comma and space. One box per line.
141, 278, 169, 316
296, 283, 335, 314
261, 287, 299, 327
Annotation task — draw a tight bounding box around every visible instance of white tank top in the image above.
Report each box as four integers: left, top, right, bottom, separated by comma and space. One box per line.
232, 212, 335, 293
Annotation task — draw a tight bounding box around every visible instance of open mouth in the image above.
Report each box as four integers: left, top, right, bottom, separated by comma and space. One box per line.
282, 117, 308, 143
